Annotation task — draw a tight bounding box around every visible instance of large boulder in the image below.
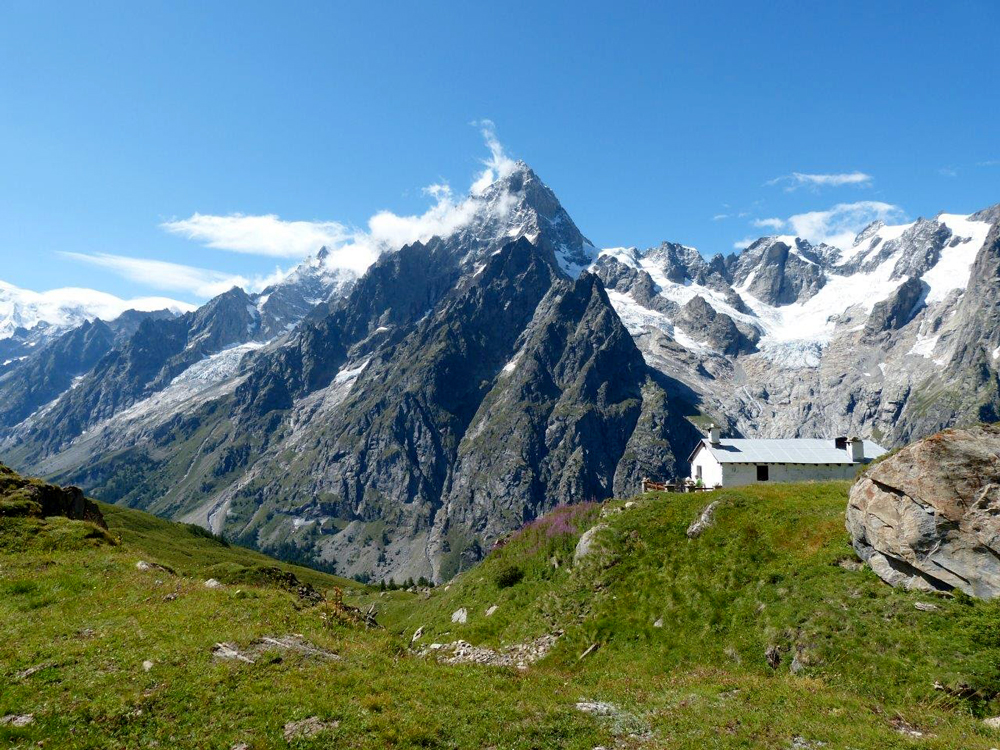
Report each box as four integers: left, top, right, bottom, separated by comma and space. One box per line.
846, 424, 1000, 598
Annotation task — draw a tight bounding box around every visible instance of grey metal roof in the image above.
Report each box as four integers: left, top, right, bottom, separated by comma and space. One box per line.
692, 438, 887, 465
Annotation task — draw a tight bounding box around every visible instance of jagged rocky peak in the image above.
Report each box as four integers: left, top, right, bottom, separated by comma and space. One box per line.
644, 241, 710, 283
186, 286, 259, 348
970, 202, 1000, 225
678, 295, 758, 356
460, 160, 596, 275
253, 246, 357, 338
732, 235, 827, 306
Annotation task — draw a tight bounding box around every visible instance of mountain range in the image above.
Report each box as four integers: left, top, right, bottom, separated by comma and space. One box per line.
1, 161, 997, 581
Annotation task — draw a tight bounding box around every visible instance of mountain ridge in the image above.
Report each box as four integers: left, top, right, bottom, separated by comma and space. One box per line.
0, 163, 996, 582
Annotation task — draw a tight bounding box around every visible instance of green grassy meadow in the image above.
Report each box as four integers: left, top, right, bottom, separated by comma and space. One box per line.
4, 476, 1000, 748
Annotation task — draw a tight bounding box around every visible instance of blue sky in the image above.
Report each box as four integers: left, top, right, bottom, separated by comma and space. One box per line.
1, 0, 998, 304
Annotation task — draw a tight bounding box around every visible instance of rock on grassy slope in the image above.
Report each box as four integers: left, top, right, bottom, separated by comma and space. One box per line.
364, 482, 1000, 747
7, 469, 1000, 747
848, 423, 1000, 598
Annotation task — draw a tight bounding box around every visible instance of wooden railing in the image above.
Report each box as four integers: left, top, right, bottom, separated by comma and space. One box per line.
641, 478, 715, 493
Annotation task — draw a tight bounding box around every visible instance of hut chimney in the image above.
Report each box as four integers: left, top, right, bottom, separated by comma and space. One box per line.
847, 437, 864, 462
709, 424, 721, 445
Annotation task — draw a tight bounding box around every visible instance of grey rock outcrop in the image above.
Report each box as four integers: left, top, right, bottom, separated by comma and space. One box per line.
846, 424, 1000, 598
862, 276, 926, 340
731, 237, 827, 305
678, 296, 757, 356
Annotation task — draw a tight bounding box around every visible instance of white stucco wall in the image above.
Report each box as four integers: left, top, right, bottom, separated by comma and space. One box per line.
720, 462, 858, 488
690, 449, 724, 487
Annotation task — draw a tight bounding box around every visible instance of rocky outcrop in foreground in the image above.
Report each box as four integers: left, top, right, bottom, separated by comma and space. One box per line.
846, 424, 1000, 598
0, 463, 106, 527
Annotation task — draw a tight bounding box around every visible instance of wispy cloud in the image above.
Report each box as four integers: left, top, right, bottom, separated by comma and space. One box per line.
752, 217, 785, 230
733, 238, 755, 250
161, 122, 520, 280
161, 215, 351, 260
766, 171, 873, 192
783, 201, 904, 249
470, 119, 518, 195
979, 159, 1000, 167
938, 166, 959, 178
712, 213, 729, 221
59, 252, 285, 299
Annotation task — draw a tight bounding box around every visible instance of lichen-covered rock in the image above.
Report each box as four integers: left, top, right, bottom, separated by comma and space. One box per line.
847, 424, 1000, 598
686, 501, 719, 539
574, 523, 609, 563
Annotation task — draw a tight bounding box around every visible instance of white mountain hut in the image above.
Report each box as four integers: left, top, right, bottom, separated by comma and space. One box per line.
687, 425, 887, 488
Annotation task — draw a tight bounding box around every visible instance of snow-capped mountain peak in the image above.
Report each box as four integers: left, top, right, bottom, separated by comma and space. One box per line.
0, 280, 193, 341
458, 161, 596, 276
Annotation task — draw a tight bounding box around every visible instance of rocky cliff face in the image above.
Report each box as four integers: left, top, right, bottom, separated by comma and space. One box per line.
731, 237, 829, 305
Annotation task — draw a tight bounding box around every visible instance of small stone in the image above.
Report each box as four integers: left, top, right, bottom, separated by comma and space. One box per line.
136, 561, 152, 571
204, 579, 223, 589
0, 714, 34, 727
790, 653, 804, 674
212, 643, 255, 664
485, 605, 498, 617
451, 607, 467, 624
624, 501, 637, 509
914, 602, 939, 612
163, 593, 178, 602
142, 660, 153, 672
231, 744, 249, 750
16, 664, 47, 679
652, 617, 664, 628
575, 701, 617, 716
765, 645, 781, 669
983, 716, 1000, 729
282, 717, 338, 741
411, 626, 425, 643
889, 717, 925, 737
790, 737, 826, 749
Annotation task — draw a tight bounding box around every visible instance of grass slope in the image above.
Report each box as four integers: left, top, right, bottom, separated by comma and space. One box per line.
5, 479, 1000, 748
360, 482, 1000, 748
96, 501, 356, 592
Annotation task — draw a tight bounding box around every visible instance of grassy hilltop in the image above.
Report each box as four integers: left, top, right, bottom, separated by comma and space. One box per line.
4, 471, 1000, 748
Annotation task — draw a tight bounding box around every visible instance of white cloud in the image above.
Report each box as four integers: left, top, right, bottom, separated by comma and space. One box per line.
161, 214, 352, 259
784, 201, 904, 249
979, 159, 1000, 167
470, 119, 518, 195
766, 171, 873, 191
59, 252, 285, 299
752, 217, 786, 230
733, 238, 755, 250
938, 166, 959, 178
159, 122, 521, 281
712, 213, 729, 221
